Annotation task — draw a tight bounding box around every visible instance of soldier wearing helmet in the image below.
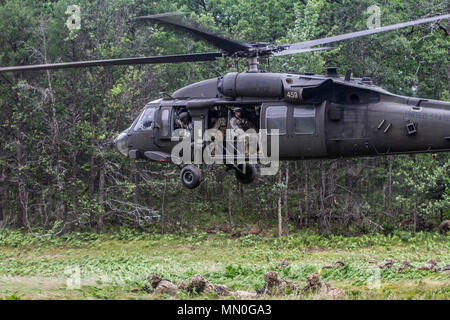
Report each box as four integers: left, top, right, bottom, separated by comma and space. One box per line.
230, 107, 252, 135
175, 110, 193, 131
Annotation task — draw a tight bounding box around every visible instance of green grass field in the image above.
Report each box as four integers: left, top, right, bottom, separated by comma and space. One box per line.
0, 229, 448, 300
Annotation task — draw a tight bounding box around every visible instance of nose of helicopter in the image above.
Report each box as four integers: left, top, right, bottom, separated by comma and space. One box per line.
114, 131, 129, 157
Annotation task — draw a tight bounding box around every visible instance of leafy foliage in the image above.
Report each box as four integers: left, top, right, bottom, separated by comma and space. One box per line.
0, 0, 448, 236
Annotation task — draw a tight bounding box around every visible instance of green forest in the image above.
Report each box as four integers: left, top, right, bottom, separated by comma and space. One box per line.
0, 0, 449, 301
0, 0, 448, 236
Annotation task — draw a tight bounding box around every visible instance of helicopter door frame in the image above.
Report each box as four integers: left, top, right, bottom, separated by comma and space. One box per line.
129, 105, 158, 153
154, 106, 174, 151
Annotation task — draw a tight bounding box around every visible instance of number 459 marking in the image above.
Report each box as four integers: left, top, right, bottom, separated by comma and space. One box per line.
66, 5, 81, 30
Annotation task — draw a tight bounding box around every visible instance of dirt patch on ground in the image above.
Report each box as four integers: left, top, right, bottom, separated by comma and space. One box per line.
301, 248, 330, 253
175, 245, 194, 251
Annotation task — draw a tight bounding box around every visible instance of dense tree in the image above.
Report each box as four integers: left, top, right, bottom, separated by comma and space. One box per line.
0, 0, 448, 236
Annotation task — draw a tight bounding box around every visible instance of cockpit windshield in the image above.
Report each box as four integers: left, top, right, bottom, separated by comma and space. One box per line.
134, 107, 156, 131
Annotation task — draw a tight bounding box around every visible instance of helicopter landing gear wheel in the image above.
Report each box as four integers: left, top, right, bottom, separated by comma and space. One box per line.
180, 165, 201, 189
235, 163, 256, 184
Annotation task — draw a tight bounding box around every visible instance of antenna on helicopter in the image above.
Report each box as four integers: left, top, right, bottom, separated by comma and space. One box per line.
159, 92, 174, 100
207, 64, 223, 77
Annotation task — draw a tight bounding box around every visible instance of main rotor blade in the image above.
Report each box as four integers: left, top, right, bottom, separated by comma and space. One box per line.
133, 12, 251, 55
287, 14, 450, 50
272, 46, 333, 56
0, 52, 222, 73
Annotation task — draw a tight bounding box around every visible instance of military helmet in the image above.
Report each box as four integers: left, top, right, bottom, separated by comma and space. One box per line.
179, 112, 190, 121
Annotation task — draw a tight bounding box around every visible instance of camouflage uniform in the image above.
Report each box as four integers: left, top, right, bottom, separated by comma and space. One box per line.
230, 108, 255, 155
261, 271, 298, 296
175, 111, 193, 133
212, 117, 227, 139
230, 115, 251, 135
147, 273, 178, 296
300, 272, 344, 299
230, 107, 253, 136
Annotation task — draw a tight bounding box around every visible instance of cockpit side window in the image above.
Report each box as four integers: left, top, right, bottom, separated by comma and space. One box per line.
134, 107, 156, 131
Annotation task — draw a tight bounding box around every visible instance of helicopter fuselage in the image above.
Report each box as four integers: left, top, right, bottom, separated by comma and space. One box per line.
114, 71, 450, 164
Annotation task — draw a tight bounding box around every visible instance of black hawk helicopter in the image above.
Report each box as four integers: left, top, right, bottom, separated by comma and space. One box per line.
1, 12, 449, 189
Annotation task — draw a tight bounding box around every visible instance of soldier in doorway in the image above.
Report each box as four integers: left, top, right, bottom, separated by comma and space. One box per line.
230, 107, 253, 135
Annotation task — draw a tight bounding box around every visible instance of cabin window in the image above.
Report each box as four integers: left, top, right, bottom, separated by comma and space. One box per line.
294, 105, 316, 134
266, 106, 287, 135
134, 107, 155, 131
161, 108, 170, 136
